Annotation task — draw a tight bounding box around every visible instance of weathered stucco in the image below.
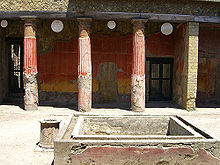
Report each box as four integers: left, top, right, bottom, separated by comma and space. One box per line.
174, 24, 186, 107
37, 21, 133, 105
0, 0, 68, 11
23, 20, 38, 110
2, 19, 220, 107
0, 0, 219, 17
54, 115, 220, 165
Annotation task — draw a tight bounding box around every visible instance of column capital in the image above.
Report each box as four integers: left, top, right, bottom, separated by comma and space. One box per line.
131, 19, 147, 33
77, 17, 92, 23
77, 17, 92, 38
23, 18, 38, 38
131, 19, 148, 24
22, 17, 39, 24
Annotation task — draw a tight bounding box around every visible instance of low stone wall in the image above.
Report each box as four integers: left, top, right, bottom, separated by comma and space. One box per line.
54, 115, 220, 165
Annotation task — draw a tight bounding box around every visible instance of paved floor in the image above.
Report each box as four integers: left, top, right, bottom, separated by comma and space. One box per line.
0, 104, 220, 165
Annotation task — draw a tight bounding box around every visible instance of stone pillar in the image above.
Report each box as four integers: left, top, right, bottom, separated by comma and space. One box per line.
23, 19, 38, 110
131, 19, 147, 112
77, 18, 92, 112
39, 119, 61, 149
182, 22, 199, 111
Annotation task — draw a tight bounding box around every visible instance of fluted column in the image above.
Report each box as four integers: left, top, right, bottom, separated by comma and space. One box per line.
131, 19, 147, 112
23, 19, 38, 110
77, 18, 92, 112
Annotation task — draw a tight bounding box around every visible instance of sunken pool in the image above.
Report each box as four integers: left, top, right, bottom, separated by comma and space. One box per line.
54, 115, 220, 165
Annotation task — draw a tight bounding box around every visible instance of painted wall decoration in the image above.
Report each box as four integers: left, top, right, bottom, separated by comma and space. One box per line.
38, 32, 133, 103
146, 32, 175, 57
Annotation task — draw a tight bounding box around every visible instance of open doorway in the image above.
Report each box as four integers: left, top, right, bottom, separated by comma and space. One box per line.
147, 58, 173, 101
7, 38, 24, 94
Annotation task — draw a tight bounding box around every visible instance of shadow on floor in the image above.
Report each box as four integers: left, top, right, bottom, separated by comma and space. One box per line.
146, 101, 182, 109
92, 102, 131, 110
196, 103, 220, 108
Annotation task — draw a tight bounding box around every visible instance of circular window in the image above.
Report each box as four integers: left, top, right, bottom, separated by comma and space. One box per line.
51, 20, 64, 33
161, 23, 173, 35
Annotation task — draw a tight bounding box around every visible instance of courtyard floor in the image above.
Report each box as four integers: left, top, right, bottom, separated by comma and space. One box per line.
0, 104, 220, 165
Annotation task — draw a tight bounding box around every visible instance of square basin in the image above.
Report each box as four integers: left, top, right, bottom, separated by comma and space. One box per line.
54, 115, 220, 165
71, 116, 204, 140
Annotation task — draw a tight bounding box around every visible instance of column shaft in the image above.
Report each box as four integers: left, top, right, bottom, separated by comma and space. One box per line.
23, 20, 38, 110
78, 18, 92, 112
131, 20, 146, 112
183, 22, 199, 110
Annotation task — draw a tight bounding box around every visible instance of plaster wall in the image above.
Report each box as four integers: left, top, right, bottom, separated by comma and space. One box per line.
0, 0, 219, 17
3, 19, 219, 107
38, 21, 133, 105
173, 24, 186, 107
38, 21, 178, 106
146, 32, 175, 102
197, 25, 220, 104
38, 32, 133, 105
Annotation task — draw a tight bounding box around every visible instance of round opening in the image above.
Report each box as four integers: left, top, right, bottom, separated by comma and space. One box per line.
1, 20, 8, 28
107, 20, 116, 30
161, 23, 173, 35
51, 20, 64, 33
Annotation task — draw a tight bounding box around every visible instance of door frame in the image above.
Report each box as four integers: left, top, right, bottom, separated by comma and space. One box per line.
147, 57, 173, 101
7, 37, 24, 93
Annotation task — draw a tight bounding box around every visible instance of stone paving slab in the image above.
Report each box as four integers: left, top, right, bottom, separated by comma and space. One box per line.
0, 105, 220, 165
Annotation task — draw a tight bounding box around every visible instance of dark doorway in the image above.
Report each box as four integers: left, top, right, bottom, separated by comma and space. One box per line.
7, 38, 24, 93
148, 58, 173, 101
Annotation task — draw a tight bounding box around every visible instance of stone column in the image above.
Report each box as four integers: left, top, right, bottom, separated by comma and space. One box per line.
131, 19, 147, 112
77, 18, 92, 112
23, 19, 38, 110
182, 22, 199, 111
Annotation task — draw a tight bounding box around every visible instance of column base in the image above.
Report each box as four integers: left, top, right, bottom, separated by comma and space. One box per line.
78, 106, 91, 112
131, 106, 145, 112
78, 75, 92, 112
24, 104, 38, 111
131, 74, 145, 112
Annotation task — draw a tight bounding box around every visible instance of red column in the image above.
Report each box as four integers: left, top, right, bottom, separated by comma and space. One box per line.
23, 19, 38, 110
131, 19, 147, 112
77, 18, 92, 112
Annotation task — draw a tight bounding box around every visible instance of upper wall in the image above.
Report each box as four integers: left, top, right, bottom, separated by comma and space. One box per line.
147, 33, 175, 57
0, 0, 219, 17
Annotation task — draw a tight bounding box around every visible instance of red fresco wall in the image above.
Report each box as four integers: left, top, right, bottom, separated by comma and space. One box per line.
173, 24, 186, 105
38, 32, 132, 102
38, 31, 178, 104
147, 32, 175, 57
197, 25, 220, 103
70, 146, 220, 165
